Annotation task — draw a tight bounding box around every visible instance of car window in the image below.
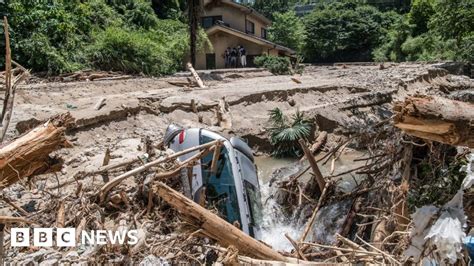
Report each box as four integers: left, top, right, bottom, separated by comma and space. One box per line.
200, 135, 242, 227
244, 180, 263, 227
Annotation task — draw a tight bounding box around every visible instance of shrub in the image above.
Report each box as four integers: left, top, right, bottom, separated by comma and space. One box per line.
268, 108, 311, 158
254, 55, 291, 75
4, 0, 194, 76
87, 27, 179, 76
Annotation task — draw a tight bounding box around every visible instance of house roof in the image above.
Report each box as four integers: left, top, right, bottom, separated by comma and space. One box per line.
206, 24, 296, 55
204, 0, 271, 25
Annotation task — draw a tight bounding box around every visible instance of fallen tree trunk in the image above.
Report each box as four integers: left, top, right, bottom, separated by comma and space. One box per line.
187, 63, 206, 89
299, 131, 327, 162
0, 113, 73, 189
394, 96, 474, 147
153, 181, 288, 262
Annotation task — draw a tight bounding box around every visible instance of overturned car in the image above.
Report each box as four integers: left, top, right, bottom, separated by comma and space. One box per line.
164, 125, 263, 239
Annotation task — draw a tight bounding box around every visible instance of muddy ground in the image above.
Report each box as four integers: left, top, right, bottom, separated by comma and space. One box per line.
1, 62, 473, 264
3, 62, 471, 204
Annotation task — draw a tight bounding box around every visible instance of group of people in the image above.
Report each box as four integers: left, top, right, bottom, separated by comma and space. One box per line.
224, 45, 247, 68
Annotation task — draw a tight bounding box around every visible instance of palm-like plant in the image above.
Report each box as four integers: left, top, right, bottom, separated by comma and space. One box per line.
268, 108, 311, 157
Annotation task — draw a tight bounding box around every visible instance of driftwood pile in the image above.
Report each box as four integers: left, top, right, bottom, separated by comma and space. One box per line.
49, 70, 132, 83
1, 102, 470, 264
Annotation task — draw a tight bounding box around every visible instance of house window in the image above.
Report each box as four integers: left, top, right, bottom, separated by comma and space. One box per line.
201, 16, 223, 29
261, 28, 267, 39
246, 20, 255, 34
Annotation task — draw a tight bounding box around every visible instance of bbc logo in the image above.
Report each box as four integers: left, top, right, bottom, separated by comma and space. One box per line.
11, 228, 138, 247
11, 228, 76, 247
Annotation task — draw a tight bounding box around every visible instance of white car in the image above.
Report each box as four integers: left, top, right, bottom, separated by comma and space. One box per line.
164, 125, 263, 239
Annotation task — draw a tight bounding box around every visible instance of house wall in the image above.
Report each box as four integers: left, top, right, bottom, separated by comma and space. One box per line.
202, 4, 269, 39
196, 31, 274, 69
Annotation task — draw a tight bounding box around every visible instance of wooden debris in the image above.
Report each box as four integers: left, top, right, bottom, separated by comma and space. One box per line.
102, 147, 111, 166
94, 97, 106, 110
210, 141, 222, 173
299, 139, 326, 193
0, 113, 73, 189
187, 62, 206, 89
153, 181, 288, 262
215, 96, 232, 129
167, 80, 198, 88
394, 96, 474, 147
0, 17, 29, 143
0, 216, 33, 225
99, 140, 220, 203
291, 77, 302, 84
56, 202, 65, 228
52, 70, 131, 82
298, 183, 329, 243
300, 131, 327, 162
0, 195, 29, 216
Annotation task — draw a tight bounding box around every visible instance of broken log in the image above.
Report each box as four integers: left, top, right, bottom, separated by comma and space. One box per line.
99, 140, 221, 203
94, 97, 106, 110
0, 113, 73, 189
187, 63, 206, 89
1, 16, 11, 125
299, 131, 327, 162
299, 139, 326, 193
298, 183, 329, 243
394, 96, 474, 147
216, 97, 232, 130
153, 181, 288, 262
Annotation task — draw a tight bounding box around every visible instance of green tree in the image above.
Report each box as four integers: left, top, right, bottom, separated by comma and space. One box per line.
252, 0, 291, 20
4, 0, 198, 75
268, 11, 305, 52
304, 2, 389, 62
151, 0, 186, 20
429, 0, 473, 46
407, 0, 435, 36
372, 14, 411, 62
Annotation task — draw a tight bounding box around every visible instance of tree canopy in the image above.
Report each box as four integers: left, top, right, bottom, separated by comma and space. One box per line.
268, 11, 305, 52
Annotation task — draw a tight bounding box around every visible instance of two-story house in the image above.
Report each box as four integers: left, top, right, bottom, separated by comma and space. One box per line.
195, 0, 295, 70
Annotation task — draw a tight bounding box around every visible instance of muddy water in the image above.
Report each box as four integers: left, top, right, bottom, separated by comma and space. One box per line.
255, 150, 366, 251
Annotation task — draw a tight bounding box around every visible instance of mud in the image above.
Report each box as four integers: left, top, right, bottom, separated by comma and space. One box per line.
1, 62, 473, 264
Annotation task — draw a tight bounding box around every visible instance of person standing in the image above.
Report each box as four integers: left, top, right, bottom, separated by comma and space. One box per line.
239, 46, 247, 68
224, 47, 231, 68
230, 47, 237, 68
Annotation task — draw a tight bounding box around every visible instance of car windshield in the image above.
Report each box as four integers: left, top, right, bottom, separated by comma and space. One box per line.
244, 180, 263, 227
237, 150, 263, 236
200, 135, 242, 227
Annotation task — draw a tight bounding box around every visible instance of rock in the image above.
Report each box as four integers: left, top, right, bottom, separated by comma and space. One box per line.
24, 249, 55, 262
449, 90, 474, 103
65, 251, 79, 258
434, 62, 471, 76
139, 255, 170, 266
21, 200, 37, 213
40, 259, 59, 266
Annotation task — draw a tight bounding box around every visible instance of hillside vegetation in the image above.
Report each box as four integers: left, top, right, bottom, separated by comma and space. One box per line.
0, 0, 471, 76
0, 0, 207, 75
261, 0, 473, 62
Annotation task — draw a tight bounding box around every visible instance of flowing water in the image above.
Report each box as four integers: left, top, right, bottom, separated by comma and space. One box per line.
255, 150, 366, 251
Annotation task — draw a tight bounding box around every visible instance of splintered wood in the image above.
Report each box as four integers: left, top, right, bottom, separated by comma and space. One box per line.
153, 181, 288, 262
0, 17, 30, 143
186, 62, 206, 89
394, 96, 474, 147
0, 113, 73, 189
